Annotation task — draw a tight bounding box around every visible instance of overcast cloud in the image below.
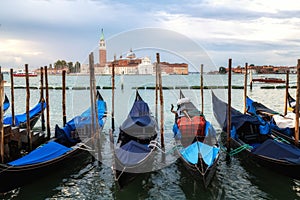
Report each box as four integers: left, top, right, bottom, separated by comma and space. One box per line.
1, 0, 300, 71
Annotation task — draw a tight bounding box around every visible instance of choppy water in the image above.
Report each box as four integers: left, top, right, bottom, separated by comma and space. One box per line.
1, 73, 300, 200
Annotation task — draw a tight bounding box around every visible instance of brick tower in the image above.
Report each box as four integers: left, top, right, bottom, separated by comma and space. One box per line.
99, 29, 106, 67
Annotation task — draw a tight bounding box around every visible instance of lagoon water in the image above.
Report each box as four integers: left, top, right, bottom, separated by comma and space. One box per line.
1, 73, 300, 200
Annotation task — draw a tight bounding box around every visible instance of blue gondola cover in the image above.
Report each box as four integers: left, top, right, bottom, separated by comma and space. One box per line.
3, 102, 46, 126
3, 95, 9, 112
253, 139, 300, 164
120, 95, 157, 138
8, 141, 72, 166
55, 98, 107, 144
116, 140, 151, 166
180, 141, 219, 166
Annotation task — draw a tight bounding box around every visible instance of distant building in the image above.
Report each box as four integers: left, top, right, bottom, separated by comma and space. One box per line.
138, 57, 153, 74
92, 29, 188, 75
35, 66, 69, 75
99, 29, 106, 67
106, 49, 142, 75
155, 62, 188, 75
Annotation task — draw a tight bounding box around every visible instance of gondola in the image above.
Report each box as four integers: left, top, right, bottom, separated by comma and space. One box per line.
172, 91, 220, 188
0, 91, 107, 193
246, 95, 296, 144
287, 92, 296, 111
111, 90, 158, 189
3, 98, 46, 129
212, 91, 300, 179
3, 94, 10, 113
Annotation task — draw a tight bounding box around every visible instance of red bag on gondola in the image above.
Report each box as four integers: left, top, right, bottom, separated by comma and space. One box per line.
177, 115, 206, 137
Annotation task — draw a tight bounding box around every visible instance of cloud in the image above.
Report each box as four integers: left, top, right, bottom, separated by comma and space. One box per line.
1, 0, 300, 68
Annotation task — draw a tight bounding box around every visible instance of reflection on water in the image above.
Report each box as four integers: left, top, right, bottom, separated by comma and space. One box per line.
2, 74, 299, 199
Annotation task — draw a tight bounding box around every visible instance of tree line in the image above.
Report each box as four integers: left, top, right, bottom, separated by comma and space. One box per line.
52, 60, 81, 73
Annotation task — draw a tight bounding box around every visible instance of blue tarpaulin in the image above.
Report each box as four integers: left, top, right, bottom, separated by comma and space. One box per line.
246, 96, 292, 136
55, 98, 107, 144
8, 141, 71, 166
3, 101, 46, 126
246, 96, 279, 116
253, 139, 300, 164
212, 92, 263, 132
120, 94, 158, 138
180, 141, 219, 166
3, 95, 9, 112
116, 140, 150, 166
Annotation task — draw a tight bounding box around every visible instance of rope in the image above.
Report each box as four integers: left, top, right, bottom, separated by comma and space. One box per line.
228, 144, 253, 156
194, 163, 206, 176
74, 142, 96, 152
274, 136, 290, 144
115, 166, 126, 181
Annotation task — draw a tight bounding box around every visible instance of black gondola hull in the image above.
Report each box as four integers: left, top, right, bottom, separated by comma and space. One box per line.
0, 145, 91, 193
177, 147, 219, 188
113, 148, 156, 189
230, 137, 300, 179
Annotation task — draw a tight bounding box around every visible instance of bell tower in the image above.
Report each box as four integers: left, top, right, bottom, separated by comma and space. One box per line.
99, 28, 106, 67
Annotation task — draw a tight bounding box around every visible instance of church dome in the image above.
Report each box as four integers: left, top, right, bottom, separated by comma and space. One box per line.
126, 48, 136, 59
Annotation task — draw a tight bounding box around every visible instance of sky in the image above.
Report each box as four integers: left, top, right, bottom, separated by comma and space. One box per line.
1, 0, 300, 72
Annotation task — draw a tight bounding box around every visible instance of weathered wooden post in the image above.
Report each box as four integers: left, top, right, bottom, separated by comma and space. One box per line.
92, 54, 101, 163
227, 59, 232, 158
157, 53, 164, 148
243, 63, 248, 114
249, 68, 253, 90
40, 67, 45, 131
45, 66, 51, 140
112, 54, 116, 132
25, 64, 32, 150
121, 72, 124, 91
284, 70, 289, 116
0, 73, 4, 163
200, 64, 204, 113
155, 58, 158, 121
89, 53, 96, 138
10, 69, 15, 126
295, 60, 300, 146
62, 70, 66, 126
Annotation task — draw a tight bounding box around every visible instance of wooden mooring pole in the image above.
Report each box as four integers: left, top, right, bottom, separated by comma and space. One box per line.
40, 67, 45, 131
62, 70, 66, 126
45, 66, 51, 140
89, 52, 98, 163
155, 58, 158, 122
249, 68, 253, 90
243, 63, 248, 114
25, 64, 32, 151
0, 73, 4, 163
157, 53, 164, 148
200, 64, 204, 114
112, 55, 116, 132
295, 60, 300, 146
284, 70, 289, 116
93, 54, 101, 163
227, 58, 232, 158
89, 53, 95, 137
10, 68, 15, 126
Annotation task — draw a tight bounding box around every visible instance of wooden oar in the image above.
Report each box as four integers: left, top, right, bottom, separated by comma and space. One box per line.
182, 110, 192, 121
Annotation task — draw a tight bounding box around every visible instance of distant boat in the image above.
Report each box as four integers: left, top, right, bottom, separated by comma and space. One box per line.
13, 69, 38, 77
251, 77, 285, 83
